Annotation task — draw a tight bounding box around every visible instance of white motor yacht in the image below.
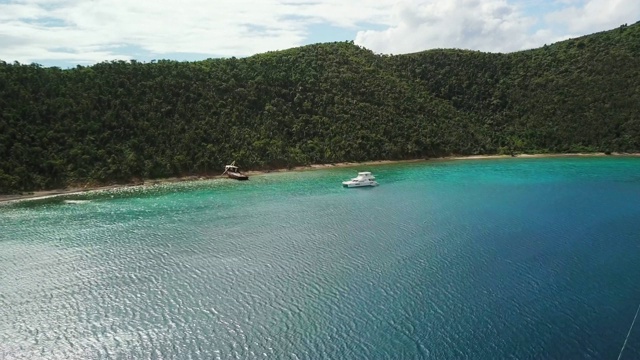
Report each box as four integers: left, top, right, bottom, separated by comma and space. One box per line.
342, 172, 379, 188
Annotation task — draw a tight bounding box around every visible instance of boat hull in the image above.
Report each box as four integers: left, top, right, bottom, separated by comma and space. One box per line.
227, 172, 249, 180
342, 181, 378, 188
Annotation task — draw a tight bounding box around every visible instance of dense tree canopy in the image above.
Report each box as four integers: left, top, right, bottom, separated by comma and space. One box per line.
1, 22, 639, 194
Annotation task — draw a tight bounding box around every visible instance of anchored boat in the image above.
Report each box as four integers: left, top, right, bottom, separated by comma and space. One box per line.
222, 161, 249, 180
342, 172, 378, 188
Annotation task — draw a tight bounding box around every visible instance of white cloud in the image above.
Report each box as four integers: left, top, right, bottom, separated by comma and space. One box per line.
545, 0, 640, 34
0, 0, 638, 65
355, 0, 538, 54
355, 0, 640, 55
0, 0, 403, 64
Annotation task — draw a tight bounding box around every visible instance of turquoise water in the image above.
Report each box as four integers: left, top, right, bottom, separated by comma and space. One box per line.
2, 157, 640, 359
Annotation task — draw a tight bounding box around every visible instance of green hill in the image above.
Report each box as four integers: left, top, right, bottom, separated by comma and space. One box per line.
1, 22, 639, 194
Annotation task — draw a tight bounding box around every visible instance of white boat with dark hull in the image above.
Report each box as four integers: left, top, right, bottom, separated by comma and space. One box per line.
342, 172, 378, 188
222, 161, 249, 180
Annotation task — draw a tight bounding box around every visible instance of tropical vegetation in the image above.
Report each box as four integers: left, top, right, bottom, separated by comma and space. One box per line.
1, 22, 639, 193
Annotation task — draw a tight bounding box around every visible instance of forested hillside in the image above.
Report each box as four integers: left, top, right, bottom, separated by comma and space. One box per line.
1, 22, 639, 194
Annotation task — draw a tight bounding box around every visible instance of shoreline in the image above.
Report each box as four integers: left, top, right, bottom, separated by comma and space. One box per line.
2, 152, 639, 204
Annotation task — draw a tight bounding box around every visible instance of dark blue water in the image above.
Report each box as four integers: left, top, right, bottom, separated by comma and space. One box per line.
1, 157, 640, 359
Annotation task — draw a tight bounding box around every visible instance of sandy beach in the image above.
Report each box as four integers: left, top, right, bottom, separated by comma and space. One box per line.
2, 152, 638, 204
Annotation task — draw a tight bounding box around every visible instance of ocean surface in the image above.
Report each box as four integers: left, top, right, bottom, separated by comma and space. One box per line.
2, 157, 640, 359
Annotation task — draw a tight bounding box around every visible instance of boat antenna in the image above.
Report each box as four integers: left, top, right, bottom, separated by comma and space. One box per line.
617, 301, 640, 360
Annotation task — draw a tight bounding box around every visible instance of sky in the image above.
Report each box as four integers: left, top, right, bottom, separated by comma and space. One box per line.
0, 0, 639, 68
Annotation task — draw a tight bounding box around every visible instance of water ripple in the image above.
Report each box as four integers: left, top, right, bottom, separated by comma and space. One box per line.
2, 158, 640, 358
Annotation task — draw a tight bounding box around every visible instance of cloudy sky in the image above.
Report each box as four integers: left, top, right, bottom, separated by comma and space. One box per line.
1, 0, 638, 67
